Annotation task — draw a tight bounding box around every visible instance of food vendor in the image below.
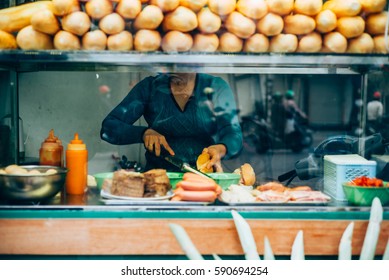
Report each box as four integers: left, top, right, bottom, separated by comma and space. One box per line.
100, 72, 243, 172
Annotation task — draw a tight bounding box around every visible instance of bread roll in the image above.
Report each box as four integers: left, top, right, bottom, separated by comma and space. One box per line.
225, 11, 256, 39
315, 10, 337, 33
116, 0, 141, 19
99, 13, 125, 35
283, 14, 316, 35
347, 33, 374, 53
243, 33, 269, 53
197, 7, 221, 34
52, 0, 80, 16
162, 6, 198, 32
133, 5, 164, 30
269, 34, 298, 52
336, 16, 365, 39
373, 35, 389, 54
0, 30, 17, 49
322, 0, 361, 17
266, 0, 294, 16
134, 29, 161, 51
360, 0, 386, 14
161, 30, 193, 52
61, 11, 91, 36
82, 30, 107, 50
191, 33, 219, 52
107, 30, 133, 51
16, 25, 53, 50
256, 13, 283, 36
53, 30, 81, 50
366, 12, 388, 35
208, 0, 236, 16
297, 32, 322, 53
218, 32, 243, 52
31, 9, 60, 35
150, 0, 179, 12
236, 0, 268, 20
241, 163, 256, 186
294, 0, 322, 16
323, 31, 348, 53
179, 0, 208, 12
85, 0, 113, 20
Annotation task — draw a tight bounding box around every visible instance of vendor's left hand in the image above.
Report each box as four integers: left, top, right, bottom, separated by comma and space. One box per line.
203, 144, 226, 173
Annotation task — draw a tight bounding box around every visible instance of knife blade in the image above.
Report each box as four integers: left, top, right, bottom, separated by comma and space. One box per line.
164, 155, 212, 179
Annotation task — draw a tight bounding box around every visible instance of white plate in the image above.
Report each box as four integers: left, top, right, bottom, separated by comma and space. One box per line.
100, 189, 174, 201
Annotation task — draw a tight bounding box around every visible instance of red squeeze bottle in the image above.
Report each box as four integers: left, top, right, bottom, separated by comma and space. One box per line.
39, 129, 62, 167
65, 133, 88, 195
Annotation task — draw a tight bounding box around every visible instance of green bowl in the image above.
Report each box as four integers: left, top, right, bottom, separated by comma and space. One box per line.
207, 172, 241, 190
93, 172, 113, 189
167, 172, 184, 189
342, 182, 389, 206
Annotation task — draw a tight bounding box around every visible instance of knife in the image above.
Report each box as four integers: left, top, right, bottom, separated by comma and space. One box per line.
164, 154, 212, 179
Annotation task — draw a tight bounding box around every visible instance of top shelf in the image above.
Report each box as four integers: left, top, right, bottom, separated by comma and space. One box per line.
0, 50, 388, 74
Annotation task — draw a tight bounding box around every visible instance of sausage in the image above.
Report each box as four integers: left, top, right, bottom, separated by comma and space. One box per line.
173, 188, 217, 202
176, 180, 217, 191
182, 172, 216, 183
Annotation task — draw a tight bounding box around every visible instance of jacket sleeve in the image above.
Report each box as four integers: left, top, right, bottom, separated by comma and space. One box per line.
100, 77, 152, 145
211, 77, 243, 159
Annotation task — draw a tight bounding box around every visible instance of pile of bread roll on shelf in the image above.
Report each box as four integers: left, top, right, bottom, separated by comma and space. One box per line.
0, 0, 388, 53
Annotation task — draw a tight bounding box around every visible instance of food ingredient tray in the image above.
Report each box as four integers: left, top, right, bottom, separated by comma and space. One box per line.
217, 197, 329, 206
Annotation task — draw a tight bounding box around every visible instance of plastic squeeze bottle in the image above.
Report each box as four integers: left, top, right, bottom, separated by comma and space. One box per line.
65, 133, 88, 195
39, 129, 63, 167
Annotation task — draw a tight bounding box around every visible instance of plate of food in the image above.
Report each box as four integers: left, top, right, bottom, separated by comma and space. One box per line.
100, 189, 175, 201
218, 182, 331, 205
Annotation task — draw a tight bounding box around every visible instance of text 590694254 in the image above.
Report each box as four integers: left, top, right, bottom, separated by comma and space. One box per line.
214, 266, 268, 276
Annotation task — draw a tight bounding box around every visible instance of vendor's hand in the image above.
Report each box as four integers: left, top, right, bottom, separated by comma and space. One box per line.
143, 128, 175, 157
203, 144, 227, 173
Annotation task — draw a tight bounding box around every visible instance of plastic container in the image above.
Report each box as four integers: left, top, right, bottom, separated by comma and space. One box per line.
39, 129, 63, 167
65, 133, 88, 195
323, 154, 377, 201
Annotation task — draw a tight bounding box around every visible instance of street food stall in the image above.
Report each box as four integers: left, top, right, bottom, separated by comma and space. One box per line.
0, 0, 389, 259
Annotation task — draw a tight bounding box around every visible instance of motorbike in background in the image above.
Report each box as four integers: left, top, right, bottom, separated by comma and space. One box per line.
240, 113, 313, 154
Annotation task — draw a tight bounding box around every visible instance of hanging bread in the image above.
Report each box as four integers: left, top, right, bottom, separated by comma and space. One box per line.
294, 0, 322, 16
162, 6, 198, 32
366, 12, 388, 35
161, 30, 193, 52
322, 0, 361, 17
133, 5, 164, 30
266, 0, 294, 16
322, 31, 348, 53
53, 30, 81, 50
360, 0, 387, 14
297, 32, 323, 53
179, 0, 208, 12
150, 0, 180, 13
197, 7, 221, 34
82, 30, 107, 50
336, 16, 365, 39
256, 13, 284, 36
315, 9, 337, 33
208, 0, 236, 16
99, 13, 125, 35
0, 30, 17, 49
243, 33, 269, 53
236, 0, 268, 20
269, 34, 298, 52
218, 32, 243, 53
283, 14, 316, 35
191, 33, 219, 52
85, 0, 113, 20
116, 0, 142, 20
347, 33, 374, 53
52, 0, 79, 16
61, 11, 91, 36
225, 11, 256, 39
31, 9, 60, 35
16, 25, 53, 50
107, 30, 133, 51
134, 29, 161, 51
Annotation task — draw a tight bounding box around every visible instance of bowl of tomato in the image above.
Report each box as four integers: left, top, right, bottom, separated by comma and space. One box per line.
343, 176, 389, 206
